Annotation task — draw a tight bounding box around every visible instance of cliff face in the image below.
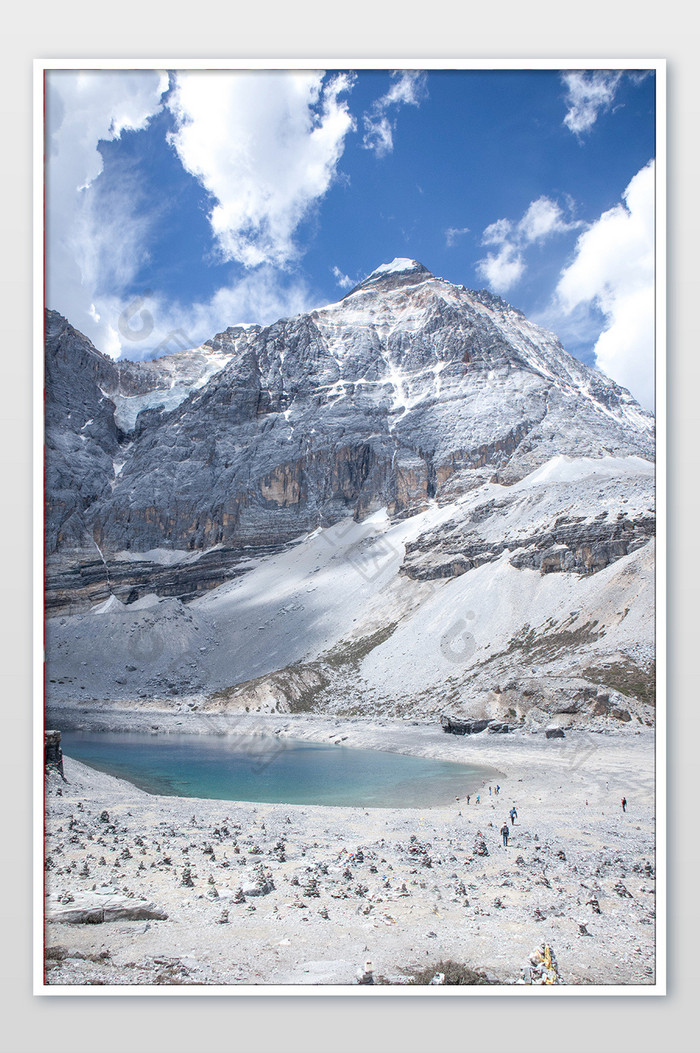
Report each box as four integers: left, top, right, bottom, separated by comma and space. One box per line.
44, 309, 238, 553
401, 457, 656, 580
44, 259, 656, 725
45, 260, 653, 613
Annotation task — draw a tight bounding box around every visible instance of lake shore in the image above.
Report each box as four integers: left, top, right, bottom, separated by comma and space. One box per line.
43, 713, 656, 988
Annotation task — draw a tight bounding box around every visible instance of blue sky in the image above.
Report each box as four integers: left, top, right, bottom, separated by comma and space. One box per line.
45, 66, 657, 408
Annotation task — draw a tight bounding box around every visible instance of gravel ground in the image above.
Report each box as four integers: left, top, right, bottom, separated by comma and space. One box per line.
43, 715, 656, 989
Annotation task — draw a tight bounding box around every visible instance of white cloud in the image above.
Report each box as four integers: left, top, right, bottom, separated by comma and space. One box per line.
519, 197, 573, 241
476, 244, 525, 294
445, 226, 470, 247
555, 160, 656, 409
45, 69, 353, 357
476, 196, 581, 293
364, 115, 394, 157
331, 265, 355, 290
481, 218, 512, 246
72, 162, 159, 302
362, 71, 427, 157
561, 71, 623, 136
45, 70, 167, 344
167, 70, 355, 268
383, 71, 426, 107
99, 268, 318, 361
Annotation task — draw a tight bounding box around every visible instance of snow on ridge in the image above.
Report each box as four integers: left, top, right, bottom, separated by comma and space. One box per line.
112, 547, 209, 566
513, 453, 654, 492
367, 258, 425, 278
129, 593, 169, 610
91, 594, 127, 615
110, 353, 233, 433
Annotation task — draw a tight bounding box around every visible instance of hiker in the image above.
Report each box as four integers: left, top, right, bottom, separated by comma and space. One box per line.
621, 797, 627, 812
495, 785, 500, 795
501, 822, 509, 847
489, 786, 492, 796
466, 794, 470, 805
510, 807, 517, 825
476, 794, 480, 805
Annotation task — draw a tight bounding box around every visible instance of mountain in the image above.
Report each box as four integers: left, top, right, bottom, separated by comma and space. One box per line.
44, 259, 656, 728
44, 309, 238, 551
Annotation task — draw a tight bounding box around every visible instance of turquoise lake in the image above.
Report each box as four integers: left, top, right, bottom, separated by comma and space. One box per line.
61, 730, 495, 808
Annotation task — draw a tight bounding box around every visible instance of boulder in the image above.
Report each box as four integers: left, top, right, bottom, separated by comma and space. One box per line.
45, 889, 167, 924
442, 715, 515, 735
486, 721, 511, 734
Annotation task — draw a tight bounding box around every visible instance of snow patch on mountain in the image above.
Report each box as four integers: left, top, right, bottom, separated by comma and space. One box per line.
513, 453, 653, 491
44, 262, 656, 731
45, 449, 655, 724
367, 258, 425, 278
107, 347, 234, 433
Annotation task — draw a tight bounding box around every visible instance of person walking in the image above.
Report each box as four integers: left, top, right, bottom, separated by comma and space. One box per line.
510, 807, 517, 826
476, 794, 480, 805
501, 822, 509, 847
621, 797, 627, 812
466, 794, 470, 805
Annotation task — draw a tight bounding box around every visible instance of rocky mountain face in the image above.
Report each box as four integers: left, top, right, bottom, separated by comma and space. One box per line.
45, 259, 656, 728
45, 310, 237, 553
45, 260, 653, 607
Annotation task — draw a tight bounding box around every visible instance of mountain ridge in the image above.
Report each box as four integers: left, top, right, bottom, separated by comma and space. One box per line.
44, 260, 654, 617
44, 261, 656, 727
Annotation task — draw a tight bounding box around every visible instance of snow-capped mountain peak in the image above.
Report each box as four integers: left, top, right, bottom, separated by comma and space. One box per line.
341, 258, 434, 299
367, 258, 429, 279
45, 264, 654, 606
45, 265, 655, 730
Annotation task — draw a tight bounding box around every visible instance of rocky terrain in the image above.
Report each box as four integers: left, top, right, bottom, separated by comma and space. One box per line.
45, 259, 653, 596
42, 258, 658, 990
44, 258, 656, 730
44, 720, 656, 987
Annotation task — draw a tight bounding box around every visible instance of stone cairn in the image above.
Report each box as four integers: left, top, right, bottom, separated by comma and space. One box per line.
517, 943, 563, 985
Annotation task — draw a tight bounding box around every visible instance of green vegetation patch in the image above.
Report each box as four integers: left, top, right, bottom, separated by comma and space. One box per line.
320, 622, 399, 670
205, 662, 330, 714
204, 623, 398, 716
496, 619, 605, 663
583, 659, 656, 708
282, 662, 330, 713
206, 669, 274, 705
